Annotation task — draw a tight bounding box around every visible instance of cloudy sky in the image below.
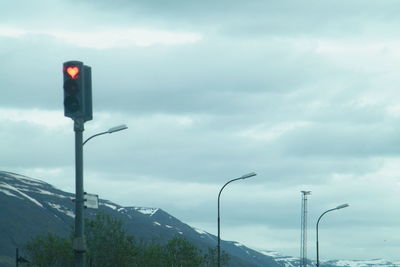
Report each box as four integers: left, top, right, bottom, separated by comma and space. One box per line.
2, 0, 400, 262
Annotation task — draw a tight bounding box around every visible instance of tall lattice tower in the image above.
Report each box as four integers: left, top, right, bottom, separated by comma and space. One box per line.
300, 191, 311, 267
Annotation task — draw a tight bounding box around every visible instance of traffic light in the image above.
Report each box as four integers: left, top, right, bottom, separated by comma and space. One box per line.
63, 61, 84, 119
63, 61, 92, 121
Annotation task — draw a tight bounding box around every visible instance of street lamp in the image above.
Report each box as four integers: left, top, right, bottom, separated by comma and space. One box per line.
73, 123, 127, 266
316, 203, 349, 267
83, 124, 128, 146
217, 172, 256, 267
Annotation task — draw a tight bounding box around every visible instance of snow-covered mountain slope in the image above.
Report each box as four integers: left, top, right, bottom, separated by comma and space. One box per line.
0, 171, 280, 267
1, 170, 399, 267
324, 259, 400, 267
260, 250, 400, 267
260, 251, 299, 267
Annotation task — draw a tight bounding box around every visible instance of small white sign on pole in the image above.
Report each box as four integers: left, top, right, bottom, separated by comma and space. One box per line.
84, 193, 99, 209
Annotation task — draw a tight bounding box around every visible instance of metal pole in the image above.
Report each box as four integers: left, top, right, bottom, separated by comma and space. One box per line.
218, 178, 241, 267
16, 248, 18, 267
217, 202, 220, 267
74, 118, 85, 267
300, 191, 311, 267
217, 173, 256, 267
316, 224, 319, 267
316, 208, 335, 267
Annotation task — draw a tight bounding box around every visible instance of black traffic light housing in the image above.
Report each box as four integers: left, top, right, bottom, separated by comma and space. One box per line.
63, 61, 92, 122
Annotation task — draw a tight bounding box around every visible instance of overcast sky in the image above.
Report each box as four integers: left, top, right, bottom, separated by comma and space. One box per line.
2, 0, 400, 262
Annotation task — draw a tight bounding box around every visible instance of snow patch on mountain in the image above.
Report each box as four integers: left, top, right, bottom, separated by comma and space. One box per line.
47, 202, 74, 218
325, 259, 400, 267
194, 228, 208, 235
6, 172, 48, 187
0, 187, 23, 199
192, 227, 216, 242
100, 202, 118, 210
36, 188, 68, 197
259, 250, 298, 267
19, 177, 47, 187
0, 182, 43, 207
258, 250, 400, 267
234, 241, 245, 247
134, 207, 158, 216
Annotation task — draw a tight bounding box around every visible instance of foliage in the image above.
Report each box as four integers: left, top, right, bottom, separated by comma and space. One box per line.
24, 213, 230, 267
136, 243, 166, 267
203, 247, 230, 267
85, 213, 138, 267
164, 237, 204, 267
24, 233, 73, 267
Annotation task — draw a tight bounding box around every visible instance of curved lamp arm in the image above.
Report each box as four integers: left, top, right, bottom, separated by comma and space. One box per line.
83, 124, 128, 146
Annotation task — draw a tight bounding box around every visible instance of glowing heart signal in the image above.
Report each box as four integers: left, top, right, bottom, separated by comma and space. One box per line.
66, 66, 79, 79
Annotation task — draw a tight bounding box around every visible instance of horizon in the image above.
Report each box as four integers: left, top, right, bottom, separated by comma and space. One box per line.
1, 169, 400, 266
2, 0, 400, 262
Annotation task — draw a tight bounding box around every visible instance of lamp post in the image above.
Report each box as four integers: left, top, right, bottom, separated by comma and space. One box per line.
73, 124, 127, 266
316, 203, 349, 267
217, 172, 256, 267
83, 124, 128, 146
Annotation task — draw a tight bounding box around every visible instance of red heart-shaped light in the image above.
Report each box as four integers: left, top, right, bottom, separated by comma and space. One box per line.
66, 66, 79, 79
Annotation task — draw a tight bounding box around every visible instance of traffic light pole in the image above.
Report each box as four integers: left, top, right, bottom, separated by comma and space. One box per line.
63, 60, 92, 267
73, 118, 86, 267
16, 248, 19, 267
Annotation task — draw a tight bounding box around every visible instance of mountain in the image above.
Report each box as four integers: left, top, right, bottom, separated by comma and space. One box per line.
1, 170, 399, 267
322, 259, 400, 267
260, 251, 400, 267
0, 171, 280, 267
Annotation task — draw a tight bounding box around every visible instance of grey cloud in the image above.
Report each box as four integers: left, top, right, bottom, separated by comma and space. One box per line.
281, 122, 400, 157
0, 121, 73, 168
74, 0, 400, 38
0, 36, 305, 112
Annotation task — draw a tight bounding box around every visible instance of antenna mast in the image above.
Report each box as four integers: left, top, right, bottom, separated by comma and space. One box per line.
300, 191, 311, 267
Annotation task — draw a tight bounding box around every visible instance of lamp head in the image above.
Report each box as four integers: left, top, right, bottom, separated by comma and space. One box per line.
336, 203, 349, 210
240, 172, 257, 179
108, 124, 128, 134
